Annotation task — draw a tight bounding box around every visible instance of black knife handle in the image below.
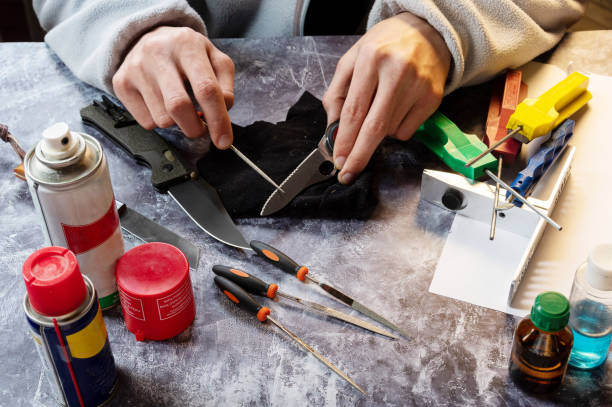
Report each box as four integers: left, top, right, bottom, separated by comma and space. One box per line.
250, 240, 309, 281
214, 276, 271, 322
80, 97, 192, 192
212, 265, 278, 298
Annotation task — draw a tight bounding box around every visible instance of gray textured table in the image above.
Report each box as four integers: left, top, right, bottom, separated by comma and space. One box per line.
1, 32, 611, 406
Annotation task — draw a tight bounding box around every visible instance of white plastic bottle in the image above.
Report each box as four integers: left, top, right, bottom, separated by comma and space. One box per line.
568, 244, 612, 369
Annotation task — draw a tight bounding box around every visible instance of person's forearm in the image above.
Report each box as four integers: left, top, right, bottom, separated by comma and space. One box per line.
368, 0, 586, 93
33, 0, 206, 93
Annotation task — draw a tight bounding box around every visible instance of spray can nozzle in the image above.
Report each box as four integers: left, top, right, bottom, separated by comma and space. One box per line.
40, 122, 82, 161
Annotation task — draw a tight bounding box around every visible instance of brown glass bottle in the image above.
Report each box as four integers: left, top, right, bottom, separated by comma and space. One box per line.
508, 292, 574, 393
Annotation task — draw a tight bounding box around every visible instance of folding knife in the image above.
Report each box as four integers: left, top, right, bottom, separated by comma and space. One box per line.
260, 121, 339, 216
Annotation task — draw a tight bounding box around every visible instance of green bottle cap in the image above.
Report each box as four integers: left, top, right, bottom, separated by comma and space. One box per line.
530, 291, 570, 332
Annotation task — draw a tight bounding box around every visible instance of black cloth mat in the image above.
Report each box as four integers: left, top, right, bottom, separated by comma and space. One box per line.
197, 92, 378, 219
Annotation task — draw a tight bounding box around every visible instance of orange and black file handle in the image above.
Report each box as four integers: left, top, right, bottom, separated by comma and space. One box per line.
212, 265, 279, 299
250, 241, 309, 281
214, 276, 271, 322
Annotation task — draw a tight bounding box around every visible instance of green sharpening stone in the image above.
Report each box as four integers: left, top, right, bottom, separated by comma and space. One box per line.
415, 111, 498, 180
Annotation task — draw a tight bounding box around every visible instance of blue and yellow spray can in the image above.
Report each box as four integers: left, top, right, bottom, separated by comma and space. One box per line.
23, 246, 117, 406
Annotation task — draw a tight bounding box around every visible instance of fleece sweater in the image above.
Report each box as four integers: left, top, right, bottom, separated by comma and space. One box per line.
33, 0, 585, 95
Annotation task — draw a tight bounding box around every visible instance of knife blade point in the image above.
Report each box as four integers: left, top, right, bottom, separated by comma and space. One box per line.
168, 180, 250, 250
260, 149, 333, 216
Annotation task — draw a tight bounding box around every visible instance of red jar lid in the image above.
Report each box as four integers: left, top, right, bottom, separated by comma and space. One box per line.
22, 247, 87, 316
116, 242, 189, 297
116, 242, 193, 341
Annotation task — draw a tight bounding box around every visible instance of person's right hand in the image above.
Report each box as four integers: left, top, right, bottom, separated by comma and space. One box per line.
112, 26, 235, 149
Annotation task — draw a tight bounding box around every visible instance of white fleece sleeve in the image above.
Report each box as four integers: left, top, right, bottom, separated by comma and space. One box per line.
33, 0, 207, 94
367, 1, 586, 94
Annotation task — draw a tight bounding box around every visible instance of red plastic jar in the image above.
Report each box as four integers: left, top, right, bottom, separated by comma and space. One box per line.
22, 246, 87, 316
116, 242, 195, 341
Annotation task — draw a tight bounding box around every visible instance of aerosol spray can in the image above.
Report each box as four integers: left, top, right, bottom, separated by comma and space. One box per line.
23, 246, 118, 406
24, 122, 124, 309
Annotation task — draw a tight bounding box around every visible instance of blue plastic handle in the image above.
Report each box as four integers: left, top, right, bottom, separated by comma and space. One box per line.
507, 119, 575, 206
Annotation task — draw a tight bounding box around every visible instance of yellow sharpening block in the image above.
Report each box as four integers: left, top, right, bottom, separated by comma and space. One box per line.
507, 72, 591, 143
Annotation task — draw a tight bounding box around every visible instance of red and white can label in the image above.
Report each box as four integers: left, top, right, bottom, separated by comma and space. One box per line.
118, 289, 145, 321
157, 279, 193, 320
26, 139, 124, 308
62, 200, 119, 255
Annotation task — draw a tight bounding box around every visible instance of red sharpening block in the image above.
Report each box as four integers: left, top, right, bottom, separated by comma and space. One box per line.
485, 70, 528, 164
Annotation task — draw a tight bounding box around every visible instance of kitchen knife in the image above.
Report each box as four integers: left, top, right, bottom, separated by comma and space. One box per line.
260, 121, 339, 216
80, 96, 249, 250
116, 201, 200, 269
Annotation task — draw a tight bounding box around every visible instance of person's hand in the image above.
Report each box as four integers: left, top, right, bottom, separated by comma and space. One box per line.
323, 12, 451, 184
112, 26, 235, 148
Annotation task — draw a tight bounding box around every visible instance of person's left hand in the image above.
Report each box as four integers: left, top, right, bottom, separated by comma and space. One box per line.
322, 12, 451, 184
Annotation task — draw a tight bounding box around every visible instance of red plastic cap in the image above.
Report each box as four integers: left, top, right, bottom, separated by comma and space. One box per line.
116, 242, 189, 297
116, 242, 194, 341
22, 246, 87, 316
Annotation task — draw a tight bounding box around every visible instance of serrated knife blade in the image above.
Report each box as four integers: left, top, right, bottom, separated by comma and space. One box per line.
260, 121, 338, 216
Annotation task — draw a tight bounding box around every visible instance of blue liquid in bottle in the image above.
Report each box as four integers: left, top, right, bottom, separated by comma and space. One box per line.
569, 299, 612, 369
567, 245, 612, 370
570, 326, 612, 369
